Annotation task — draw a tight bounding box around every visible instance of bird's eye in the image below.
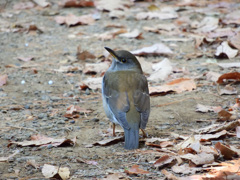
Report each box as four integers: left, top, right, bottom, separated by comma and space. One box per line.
121, 58, 126, 63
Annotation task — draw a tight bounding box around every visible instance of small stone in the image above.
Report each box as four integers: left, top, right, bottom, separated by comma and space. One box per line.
70, 120, 75, 124
21, 80, 26, 84
99, 122, 106, 125
57, 120, 65, 124
85, 88, 90, 95
48, 80, 53, 85
91, 118, 99, 122
47, 144, 53, 149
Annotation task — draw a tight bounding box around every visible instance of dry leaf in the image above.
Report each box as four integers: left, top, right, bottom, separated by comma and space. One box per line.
171, 164, 201, 175
180, 152, 215, 165
215, 41, 238, 59
77, 46, 96, 60
236, 126, 240, 138
149, 78, 196, 96
217, 72, 240, 84
8, 134, 76, 147
83, 62, 109, 75
229, 33, 240, 50
215, 142, 238, 160
218, 62, 240, 69
53, 66, 82, 72
131, 43, 173, 56
119, 29, 143, 39
219, 85, 237, 95
197, 120, 240, 134
95, 0, 133, 12
0, 150, 19, 162
65, 105, 92, 118
81, 77, 102, 90
42, 164, 70, 179
0, 74, 8, 86
154, 155, 176, 168
32, 0, 50, 7
218, 109, 234, 121
125, 165, 149, 175
205, 71, 221, 82
194, 130, 228, 141
26, 159, 40, 169
13, 2, 35, 10
17, 57, 34, 62
196, 104, 222, 113
60, 0, 94, 7
161, 169, 179, 180
86, 136, 124, 147
55, 14, 95, 26
148, 58, 173, 82
197, 16, 219, 33
136, 11, 178, 20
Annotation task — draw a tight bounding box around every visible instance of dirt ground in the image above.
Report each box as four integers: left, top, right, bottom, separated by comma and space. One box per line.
0, 0, 239, 179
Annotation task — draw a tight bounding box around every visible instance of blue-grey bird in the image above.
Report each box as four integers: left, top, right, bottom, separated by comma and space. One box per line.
102, 47, 150, 150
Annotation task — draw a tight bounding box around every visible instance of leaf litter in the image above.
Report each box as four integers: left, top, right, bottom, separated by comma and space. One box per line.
2, 0, 240, 179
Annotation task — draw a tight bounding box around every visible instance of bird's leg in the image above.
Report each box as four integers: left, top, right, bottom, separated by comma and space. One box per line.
112, 123, 116, 137
140, 129, 147, 138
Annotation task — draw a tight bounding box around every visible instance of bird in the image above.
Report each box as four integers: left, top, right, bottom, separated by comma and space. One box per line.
102, 47, 150, 150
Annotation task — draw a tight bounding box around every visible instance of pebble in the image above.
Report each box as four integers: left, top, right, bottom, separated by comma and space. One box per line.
21, 80, 26, 84
48, 80, 53, 85
85, 88, 90, 95
91, 118, 99, 122
99, 122, 106, 125
70, 120, 75, 124
57, 120, 65, 124
38, 113, 46, 119
47, 144, 53, 149
24, 104, 31, 109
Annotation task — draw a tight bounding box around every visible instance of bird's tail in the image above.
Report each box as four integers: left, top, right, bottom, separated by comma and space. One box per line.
124, 123, 139, 150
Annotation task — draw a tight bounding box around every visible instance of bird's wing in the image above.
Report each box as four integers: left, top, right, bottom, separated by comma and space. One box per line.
133, 74, 150, 129
102, 73, 130, 129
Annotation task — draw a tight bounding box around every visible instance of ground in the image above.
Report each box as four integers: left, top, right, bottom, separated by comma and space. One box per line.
0, 0, 239, 179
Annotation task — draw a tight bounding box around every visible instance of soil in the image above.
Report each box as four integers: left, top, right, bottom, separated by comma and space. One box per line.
0, 0, 239, 179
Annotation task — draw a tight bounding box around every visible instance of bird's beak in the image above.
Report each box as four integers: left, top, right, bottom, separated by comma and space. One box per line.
104, 47, 118, 60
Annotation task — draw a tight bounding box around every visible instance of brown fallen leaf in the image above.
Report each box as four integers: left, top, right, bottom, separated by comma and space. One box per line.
217, 72, 240, 84
148, 58, 173, 82
219, 85, 237, 95
194, 130, 228, 141
86, 136, 124, 148
0, 74, 8, 86
60, 0, 94, 7
95, 0, 133, 12
65, 105, 92, 118
149, 78, 196, 96
196, 16, 219, 33
218, 109, 234, 121
53, 66, 82, 73
215, 41, 238, 59
215, 142, 238, 160
77, 158, 98, 165
161, 169, 179, 180
154, 155, 176, 168
205, 71, 221, 82
76, 46, 96, 60
171, 164, 201, 175
136, 10, 178, 20
180, 152, 215, 165
8, 134, 76, 147
17, 57, 34, 62
102, 173, 127, 180
205, 158, 240, 179
197, 120, 240, 134
55, 14, 95, 26
196, 104, 222, 113
125, 165, 149, 175
131, 43, 173, 56
81, 77, 102, 90
42, 164, 70, 180
83, 62, 110, 75
32, 0, 50, 7
119, 29, 143, 39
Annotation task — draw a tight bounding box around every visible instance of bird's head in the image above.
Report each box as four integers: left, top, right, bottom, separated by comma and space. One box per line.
105, 47, 143, 73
